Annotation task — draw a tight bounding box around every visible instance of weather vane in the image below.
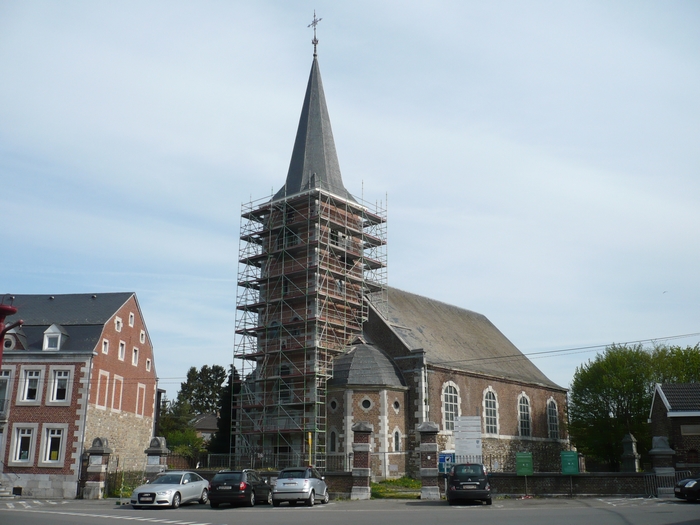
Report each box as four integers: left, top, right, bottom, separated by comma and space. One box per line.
308, 10, 322, 56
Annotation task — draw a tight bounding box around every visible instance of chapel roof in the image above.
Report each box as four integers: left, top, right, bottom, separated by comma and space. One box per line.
377, 287, 564, 390
329, 338, 406, 388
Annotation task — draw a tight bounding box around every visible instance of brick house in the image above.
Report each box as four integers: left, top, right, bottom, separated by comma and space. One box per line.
649, 383, 700, 472
0, 293, 158, 498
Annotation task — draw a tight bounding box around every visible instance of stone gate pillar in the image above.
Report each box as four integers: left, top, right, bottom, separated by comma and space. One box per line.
144, 437, 170, 481
621, 433, 641, 472
351, 422, 373, 500
417, 421, 440, 500
84, 437, 113, 499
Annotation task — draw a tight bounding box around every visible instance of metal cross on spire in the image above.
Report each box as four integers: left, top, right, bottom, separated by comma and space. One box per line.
308, 10, 322, 56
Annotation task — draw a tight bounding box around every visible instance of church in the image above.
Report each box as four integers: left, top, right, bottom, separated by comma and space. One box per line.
233, 31, 568, 478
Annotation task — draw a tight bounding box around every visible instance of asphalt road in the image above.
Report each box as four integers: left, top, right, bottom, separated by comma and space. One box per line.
0, 497, 698, 525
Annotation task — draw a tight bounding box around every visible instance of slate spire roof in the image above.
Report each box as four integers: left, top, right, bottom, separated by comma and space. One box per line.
273, 54, 354, 202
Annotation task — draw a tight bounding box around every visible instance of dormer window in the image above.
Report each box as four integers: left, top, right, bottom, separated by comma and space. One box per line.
43, 324, 67, 351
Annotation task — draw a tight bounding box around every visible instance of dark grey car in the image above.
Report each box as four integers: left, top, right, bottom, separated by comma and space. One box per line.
445, 463, 492, 505
272, 466, 329, 507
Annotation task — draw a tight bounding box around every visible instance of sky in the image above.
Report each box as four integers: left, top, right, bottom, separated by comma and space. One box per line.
1, 1, 699, 401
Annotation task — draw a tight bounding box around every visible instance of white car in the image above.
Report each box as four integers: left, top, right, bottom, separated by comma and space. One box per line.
130, 471, 209, 509
272, 466, 329, 507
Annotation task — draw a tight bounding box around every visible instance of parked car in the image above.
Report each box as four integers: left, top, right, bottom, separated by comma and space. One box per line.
130, 471, 209, 509
675, 474, 700, 502
208, 470, 272, 508
445, 463, 491, 505
272, 466, 329, 507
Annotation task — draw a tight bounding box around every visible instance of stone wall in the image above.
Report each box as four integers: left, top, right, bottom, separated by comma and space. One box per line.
85, 405, 153, 470
488, 472, 649, 497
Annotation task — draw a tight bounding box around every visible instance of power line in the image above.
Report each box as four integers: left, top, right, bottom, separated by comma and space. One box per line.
431, 331, 700, 367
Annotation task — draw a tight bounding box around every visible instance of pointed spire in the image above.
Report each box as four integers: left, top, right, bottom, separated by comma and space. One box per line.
273, 23, 354, 202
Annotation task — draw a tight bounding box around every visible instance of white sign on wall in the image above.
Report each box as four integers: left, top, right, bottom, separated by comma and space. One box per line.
454, 416, 482, 457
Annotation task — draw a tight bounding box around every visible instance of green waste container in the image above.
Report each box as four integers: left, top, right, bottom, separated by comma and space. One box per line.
515, 452, 533, 476
561, 451, 579, 474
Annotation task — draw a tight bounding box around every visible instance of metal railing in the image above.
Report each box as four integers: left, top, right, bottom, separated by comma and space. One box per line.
644, 470, 690, 497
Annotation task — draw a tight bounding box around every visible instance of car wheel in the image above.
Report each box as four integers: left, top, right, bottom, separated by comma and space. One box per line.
266, 491, 273, 505
486, 498, 492, 505
247, 491, 255, 507
210, 501, 219, 508
321, 489, 329, 504
171, 492, 181, 509
132, 505, 142, 510
199, 488, 209, 504
306, 490, 315, 507
272, 499, 281, 507
289, 500, 297, 507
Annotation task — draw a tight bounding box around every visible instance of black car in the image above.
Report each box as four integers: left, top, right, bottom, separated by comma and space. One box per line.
445, 463, 492, 505
208, 470, 272, 508
675, 475, 700, 502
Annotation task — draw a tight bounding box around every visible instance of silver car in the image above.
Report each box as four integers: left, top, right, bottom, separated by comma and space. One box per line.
272, 466, 329, 507
130, 471, 209, 509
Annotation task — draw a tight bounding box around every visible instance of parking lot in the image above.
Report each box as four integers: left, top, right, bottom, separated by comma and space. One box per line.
0, 496, 697, 525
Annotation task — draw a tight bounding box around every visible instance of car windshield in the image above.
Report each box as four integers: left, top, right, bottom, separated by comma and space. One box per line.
213, 473, 242, 483
453, 465, 484, 477
153, 474, 183, 485
279, 469, 306, 479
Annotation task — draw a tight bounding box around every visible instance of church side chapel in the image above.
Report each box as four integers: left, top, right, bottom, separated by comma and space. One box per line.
234, 19, 569, 478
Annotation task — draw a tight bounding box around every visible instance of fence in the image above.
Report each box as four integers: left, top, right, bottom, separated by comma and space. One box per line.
644, 470, 690, 497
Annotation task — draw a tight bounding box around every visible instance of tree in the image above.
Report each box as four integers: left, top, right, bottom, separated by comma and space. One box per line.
208, 366, 240, 454
178, 364, 227, 414
157, 396, 204, 459
569, 343, 700, 469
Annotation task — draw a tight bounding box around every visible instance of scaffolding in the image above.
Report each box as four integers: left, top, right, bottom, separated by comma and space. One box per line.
233, 188, 387, 470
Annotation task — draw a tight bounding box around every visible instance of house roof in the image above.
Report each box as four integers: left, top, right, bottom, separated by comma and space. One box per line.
329, 338, 406, 389
2, 292, 134, 353
3, 293, 134, 326
377, 287, 563, 390
653, 383, 700, 415
273, 55, 354, 203
190, 413, 219, 432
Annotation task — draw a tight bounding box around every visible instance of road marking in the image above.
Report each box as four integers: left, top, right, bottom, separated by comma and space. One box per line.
0, 508, 214, 525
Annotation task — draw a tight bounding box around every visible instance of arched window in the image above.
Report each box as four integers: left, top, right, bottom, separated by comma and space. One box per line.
518, 394, 531, 437
394, 431, 401, 452
329, 431, 337, 453
484, 389, 498, 435
547, 399, 559, 439
442, 383, 459, 431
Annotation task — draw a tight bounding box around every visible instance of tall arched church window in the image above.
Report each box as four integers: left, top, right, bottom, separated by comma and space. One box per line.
484, 389, 498, 435
442, 383, 459, 431
547, 399, 559, 439
518, 394, 531, 437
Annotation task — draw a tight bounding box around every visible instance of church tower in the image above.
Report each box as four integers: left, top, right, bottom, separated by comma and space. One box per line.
234, 30, 387, 468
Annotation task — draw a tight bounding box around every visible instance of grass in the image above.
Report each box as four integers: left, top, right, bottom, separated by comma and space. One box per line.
371, 476, 422, 499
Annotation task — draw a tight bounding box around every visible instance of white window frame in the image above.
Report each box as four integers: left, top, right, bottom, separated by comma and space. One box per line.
102, 339, 109, 354
17, 367, 43, 405
483, 387, 499, 435
42, 324, 64, 351
111, 375, 124, 412
47, 366, 73, 405
132, 347, 139, 366
128, 312, 135, 327
518, 392, 532, 438
135, 383, 146, 417
95, 370, 109, 409
118, 341, 125, 361
140, 330, 146, 344
442, 381, 460, 432
547, 398, 560, 439
115, 317, 122, 332
145, 358, 151, 372
38, 423, 69, 467
8, 423, 38, 466
0, 368, 13, 418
